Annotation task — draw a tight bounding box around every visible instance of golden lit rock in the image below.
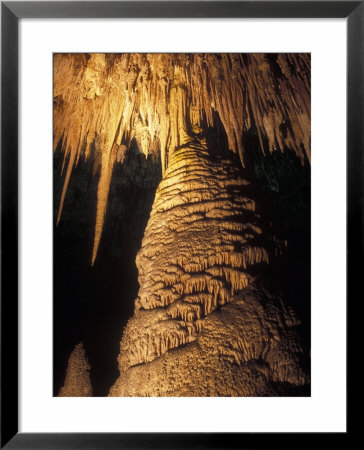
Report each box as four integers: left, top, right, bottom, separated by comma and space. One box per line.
54, 53, 311, 397
58, 343, 93, 397
54, 53, 310, 263
109, 141, 307, 396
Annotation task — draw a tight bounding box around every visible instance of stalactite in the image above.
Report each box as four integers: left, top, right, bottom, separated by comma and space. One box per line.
54, 53, 310, 263
54, 52, 310, 397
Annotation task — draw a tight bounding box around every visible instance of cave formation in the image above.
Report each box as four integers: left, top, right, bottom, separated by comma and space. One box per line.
54, 53, 311, 397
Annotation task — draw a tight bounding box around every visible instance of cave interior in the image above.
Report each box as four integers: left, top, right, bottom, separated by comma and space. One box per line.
53, 53, 311, 397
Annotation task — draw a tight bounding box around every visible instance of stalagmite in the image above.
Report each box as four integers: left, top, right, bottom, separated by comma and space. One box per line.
54, 53, 311, 397
109, 137, 308, 396
58, 343, 93, 397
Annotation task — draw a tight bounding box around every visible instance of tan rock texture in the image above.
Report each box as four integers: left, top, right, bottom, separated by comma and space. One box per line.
110, 286, 307, 396
109, 142, 308, 396
54, 53, 310, 396
58, 342, 93, 397
53, 53, 310, 263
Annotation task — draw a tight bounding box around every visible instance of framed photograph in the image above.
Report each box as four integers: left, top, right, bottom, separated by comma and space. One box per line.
1, 1, 356, 448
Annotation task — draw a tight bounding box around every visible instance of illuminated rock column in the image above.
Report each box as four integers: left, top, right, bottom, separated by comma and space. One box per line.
109, 138, 308, 396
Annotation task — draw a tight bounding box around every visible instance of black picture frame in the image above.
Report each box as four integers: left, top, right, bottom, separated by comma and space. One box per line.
1, 1, 358, 448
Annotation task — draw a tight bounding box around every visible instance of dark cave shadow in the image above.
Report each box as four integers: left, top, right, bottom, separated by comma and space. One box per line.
242, 127, 311, 360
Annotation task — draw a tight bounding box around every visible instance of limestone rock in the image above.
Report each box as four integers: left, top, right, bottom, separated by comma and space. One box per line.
109, 142, 309, 396
53, 53, 311, 397
58, 342, 93, 397
110, 284, 308, 397
53, 53, 310, 263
